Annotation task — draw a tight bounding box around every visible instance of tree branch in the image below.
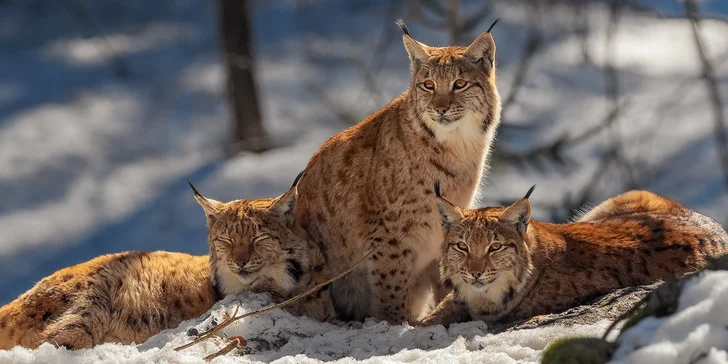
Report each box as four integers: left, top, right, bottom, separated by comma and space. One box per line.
685, 0, 728, 197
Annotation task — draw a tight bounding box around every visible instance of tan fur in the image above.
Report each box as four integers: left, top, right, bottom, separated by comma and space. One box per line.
0, 251, 215, 350
294, 25, 502, 323
423, 190, 728, 325
194, 184, 337, 323
0, 184, 334, 350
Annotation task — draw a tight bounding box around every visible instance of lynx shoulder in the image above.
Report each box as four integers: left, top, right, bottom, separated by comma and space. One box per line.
424, 188, 728, 325
294, 20, 502, 323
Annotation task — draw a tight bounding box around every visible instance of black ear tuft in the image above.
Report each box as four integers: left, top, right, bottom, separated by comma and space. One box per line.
396, 19, 410, 36
524, 185, 536, 199
487, 18, 500, 33
292, 171, 304, 188
188, 180, 202, 197
434, 182, 442, 198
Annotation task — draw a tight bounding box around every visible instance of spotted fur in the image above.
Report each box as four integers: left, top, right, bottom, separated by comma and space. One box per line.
423, 190, 728, 326
193, 182, 336, 323
0, 251, 216, 350
294, 21, 502, 324
0, 182, 334, 350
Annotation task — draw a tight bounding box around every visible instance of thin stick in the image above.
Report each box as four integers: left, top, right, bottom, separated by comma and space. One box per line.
175, 247, 376, 352
203, 336, 246, 362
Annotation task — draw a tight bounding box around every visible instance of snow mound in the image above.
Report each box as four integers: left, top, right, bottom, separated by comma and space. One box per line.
611, 270, 728, 364
0, 293, 609, 364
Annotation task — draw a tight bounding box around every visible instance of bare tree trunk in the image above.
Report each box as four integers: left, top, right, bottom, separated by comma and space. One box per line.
684, 0, 728, 198
217, 0, 267, 153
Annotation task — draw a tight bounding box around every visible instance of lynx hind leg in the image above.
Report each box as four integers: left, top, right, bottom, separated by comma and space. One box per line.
330, 268, 370, 321
576, 190, 683, 222
43, 302, 109, 350
420, 293, 470, 327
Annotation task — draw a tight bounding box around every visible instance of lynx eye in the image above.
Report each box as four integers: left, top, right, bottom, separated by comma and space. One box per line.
422, 80, 435, 90
453, 79, 468, 90
454, 242, 469, 252
489, 242, 503, 252
252, 235, 270, 245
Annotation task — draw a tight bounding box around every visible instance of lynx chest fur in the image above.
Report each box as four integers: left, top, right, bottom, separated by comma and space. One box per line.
424, 189, 728, 325
294, 21, 502, 323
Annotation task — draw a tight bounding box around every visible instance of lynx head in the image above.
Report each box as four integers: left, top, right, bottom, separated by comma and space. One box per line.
189, 177, 309, 297
436, 184, 536, 306
397, 19, 501, 138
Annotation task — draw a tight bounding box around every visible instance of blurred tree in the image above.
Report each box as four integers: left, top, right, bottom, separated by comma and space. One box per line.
218, 0, 267, 153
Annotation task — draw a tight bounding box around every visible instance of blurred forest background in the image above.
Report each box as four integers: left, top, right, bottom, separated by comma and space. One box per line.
1, 0, 727, 305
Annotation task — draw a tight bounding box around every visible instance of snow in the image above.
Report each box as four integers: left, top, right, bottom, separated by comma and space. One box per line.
0, 293, 610, 363
610, 271, 728, 364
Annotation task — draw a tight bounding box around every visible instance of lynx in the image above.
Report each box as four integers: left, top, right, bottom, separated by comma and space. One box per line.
0, 251, 216, 350
192, 178, 336, 323
423, 187, 728, 326
293, 20, 502, 323
0, 179, 333, 350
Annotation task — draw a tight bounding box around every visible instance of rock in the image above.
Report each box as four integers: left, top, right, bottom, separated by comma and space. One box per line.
541, 337, 615, 364
487, 284, 659, 334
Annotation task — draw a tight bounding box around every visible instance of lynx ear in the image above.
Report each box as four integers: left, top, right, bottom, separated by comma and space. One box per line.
463, 19, 498, 72
499, 185, 535, 236
435, 183, 464, 230
269, 185, 297, 224
396, 19, 430, 72
188, 180, 224, 223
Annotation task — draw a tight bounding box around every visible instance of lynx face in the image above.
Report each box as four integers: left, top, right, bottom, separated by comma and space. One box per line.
412, 53, 493, 129
442, 213, 532, 303
191, 184, 308, 298
437, 186, 535, 305
401, 25, 497, 131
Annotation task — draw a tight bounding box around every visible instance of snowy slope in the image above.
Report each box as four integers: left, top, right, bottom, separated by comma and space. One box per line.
0, 292, 612, 364
2, 271, 727, 363
2, 0, 728, 305
610, 270, 728, 364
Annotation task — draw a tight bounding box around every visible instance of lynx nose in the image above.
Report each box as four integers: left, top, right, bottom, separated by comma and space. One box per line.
471, 271, 483, 279
435, 106, 449, 115
235, 249, 251, 266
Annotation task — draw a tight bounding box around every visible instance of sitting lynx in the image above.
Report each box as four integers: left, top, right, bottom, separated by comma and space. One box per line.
0, 179, 333, 350
294, 20, 502, 323
422, 187, 728, 326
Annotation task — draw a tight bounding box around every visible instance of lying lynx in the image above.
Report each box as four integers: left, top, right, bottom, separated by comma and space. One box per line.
423, 187, 728, 326
0, 251, 216, 350
0, 180, 333, 350
191, 178, 336, 323
294, 20, 502, 323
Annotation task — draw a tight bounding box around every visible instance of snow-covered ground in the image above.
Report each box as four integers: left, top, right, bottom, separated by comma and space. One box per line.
0, 292, 613, 364
610, 270, 728, 364
2, 271, 727, 363
2, 0, 728, 362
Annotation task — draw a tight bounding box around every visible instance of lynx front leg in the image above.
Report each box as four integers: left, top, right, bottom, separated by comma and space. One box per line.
421, 293, 471, 326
